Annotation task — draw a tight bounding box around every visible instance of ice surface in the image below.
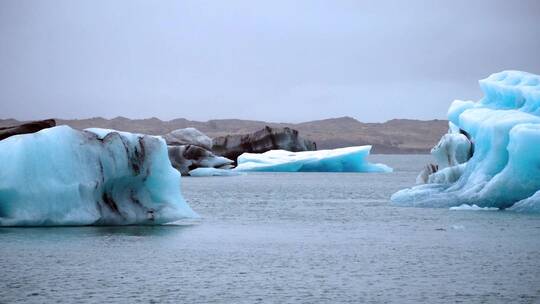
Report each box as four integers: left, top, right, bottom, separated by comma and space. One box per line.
234, 146, 392, 173
392, 71, 540, 212
449, 204, 499, 211
168, 145, 234, 175
509, 190, 540, 213
188, 168, 244, 177
0, 126, 197, 226
431, 133, 472, 169
163, 127, 213, 150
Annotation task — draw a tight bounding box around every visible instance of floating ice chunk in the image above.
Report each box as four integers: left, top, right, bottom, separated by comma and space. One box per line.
163, 127, 213, 150
168, 145, 234, 175
188, 168, 243, 177
234, 146, 392, 173
212, 126, 316, 162
392, 71, 540, 211
0, 126, 197, 226
449, 204, 499, 211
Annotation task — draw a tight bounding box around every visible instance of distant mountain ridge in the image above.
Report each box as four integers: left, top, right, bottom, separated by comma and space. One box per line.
0, 117, 448, 153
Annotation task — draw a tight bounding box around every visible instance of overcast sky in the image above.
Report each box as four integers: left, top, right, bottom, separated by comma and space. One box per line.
1, 0, 539, 122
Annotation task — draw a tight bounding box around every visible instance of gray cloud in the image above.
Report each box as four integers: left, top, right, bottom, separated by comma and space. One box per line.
1, 0, 539, 122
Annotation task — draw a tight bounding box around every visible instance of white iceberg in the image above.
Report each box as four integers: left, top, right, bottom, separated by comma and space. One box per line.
449, 204, 499, 211
233, 146, 392, 173
392, 70, 540, 212
188, 167, 244, 177
0, 126, 197, 226
163, 127, 213, 150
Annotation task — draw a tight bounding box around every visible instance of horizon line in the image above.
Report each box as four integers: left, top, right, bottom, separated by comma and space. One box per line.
0, 115, 448, 125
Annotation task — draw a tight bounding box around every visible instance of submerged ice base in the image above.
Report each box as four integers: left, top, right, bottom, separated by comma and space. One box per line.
392, 71, 540, 212
234, 146, 392, 173
0, 126, 197, 226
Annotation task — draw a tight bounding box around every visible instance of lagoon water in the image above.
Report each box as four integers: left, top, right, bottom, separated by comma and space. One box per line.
1, 155, 540, 303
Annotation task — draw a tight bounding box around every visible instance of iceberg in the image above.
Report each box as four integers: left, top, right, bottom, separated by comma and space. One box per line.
392, 70, 540, 212
163, 127, 213, 150
164, 127, 234, 176
234, 146, 392, 173
168, 145, 234, 176
212, 126, 317, 162
188, 167, 244, 177
0, 126, 197, 226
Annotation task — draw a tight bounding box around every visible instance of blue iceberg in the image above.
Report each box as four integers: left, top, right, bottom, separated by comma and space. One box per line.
0, 126, 197, 226
392, 70, 540, 212
234, 146, 392, 173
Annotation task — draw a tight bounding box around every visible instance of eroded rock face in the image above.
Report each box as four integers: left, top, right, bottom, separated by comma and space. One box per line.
212, 126, 317, 161
0, 119, 56, 141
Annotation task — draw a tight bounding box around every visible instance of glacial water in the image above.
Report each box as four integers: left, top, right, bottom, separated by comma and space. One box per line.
1, 155, 539, 303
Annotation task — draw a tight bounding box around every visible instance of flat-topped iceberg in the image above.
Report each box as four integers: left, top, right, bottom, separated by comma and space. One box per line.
188, 167, 244, 177
0, 126, 197, 226
234, 146, 392, 173
392, 70, 540, 212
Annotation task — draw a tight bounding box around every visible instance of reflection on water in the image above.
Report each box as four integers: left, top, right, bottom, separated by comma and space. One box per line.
0, 223, 198, 239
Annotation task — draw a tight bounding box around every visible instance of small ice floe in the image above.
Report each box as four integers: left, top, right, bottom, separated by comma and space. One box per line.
188, 167, 244, 177
449, 204, 499, 211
